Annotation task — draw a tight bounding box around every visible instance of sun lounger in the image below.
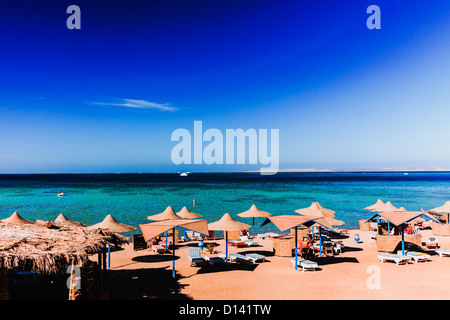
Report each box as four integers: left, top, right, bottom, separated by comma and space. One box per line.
377, 253, 410, 265
245, 253, 266, 263
229, 253, 250, 263
204, 254, 225, 264
426, 237, 438, 249
291, 258, 318, 272
228, 240, 246, 247
188, 248, 205, 266
152, 244, 166, 254
240, 236, 260, 247
397, 250, 430, 263
436, 249, 450, 257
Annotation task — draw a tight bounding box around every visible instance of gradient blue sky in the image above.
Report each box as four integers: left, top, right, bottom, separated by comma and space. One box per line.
1, 0, 450, 173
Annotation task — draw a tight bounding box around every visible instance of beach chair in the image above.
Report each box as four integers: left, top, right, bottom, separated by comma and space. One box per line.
151, 244, 166, 254
229, 253, 250, 263
228, 240, 246, 247
377, 253, 410, 266
436, 249, 450, 257
426, 237, 438, 249
245, 253, 266, 263
204, 254, 225, 264
397, 250, 430, 263
240, 236, 260, 247
188, 248, 205, 266
291, 258, 318, 272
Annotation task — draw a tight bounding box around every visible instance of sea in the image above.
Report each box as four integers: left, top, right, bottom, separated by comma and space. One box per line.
1, 172, 450, 236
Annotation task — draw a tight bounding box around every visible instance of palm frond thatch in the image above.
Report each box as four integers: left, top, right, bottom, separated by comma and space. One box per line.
0, 223, 128, 274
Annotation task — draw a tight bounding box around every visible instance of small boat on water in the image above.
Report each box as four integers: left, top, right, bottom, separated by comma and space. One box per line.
57, 192, 64, 197
180, 172, 188, 177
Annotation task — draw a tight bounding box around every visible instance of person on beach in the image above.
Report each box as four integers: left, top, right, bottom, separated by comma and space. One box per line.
193, 198, 196, 207
198, 239, 204, 251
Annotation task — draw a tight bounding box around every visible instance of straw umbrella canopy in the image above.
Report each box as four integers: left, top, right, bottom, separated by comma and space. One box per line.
1, 212, 34, 225
364, 199, 385, 211
140, 219, 208, 278
53, 213, 87, 228
371, 201, 402, 212
307, 209, 345, 227
208, 213, 251, 262
365, 211, 442, 255
430, 201, 450, 224
237, 204, 271, 237
88, 214, 136, 233
147, 206, 184, 221
261, 215, 335, 270
176, 206, 202, 219
295, 202, 335, 218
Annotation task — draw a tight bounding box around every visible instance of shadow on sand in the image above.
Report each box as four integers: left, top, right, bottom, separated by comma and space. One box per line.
108, 267, 192, 300
195, 262, 258, 275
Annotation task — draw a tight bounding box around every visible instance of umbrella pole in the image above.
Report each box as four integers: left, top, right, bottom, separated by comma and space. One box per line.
107, 244, 111, 269
319, 228, 322, 256
253, 217, 255, 237
401, 224, 405, 256
225, 231, 228, 262
294, 226, 298, 270
172, 228, 176, 278
165, 231, 168, 251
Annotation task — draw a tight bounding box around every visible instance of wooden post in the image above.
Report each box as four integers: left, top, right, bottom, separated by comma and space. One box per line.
0, 267, 9, 300
102, 246, 107, 290
97, 251, 102, 291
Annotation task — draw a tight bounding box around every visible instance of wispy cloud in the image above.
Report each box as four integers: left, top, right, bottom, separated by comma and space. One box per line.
91, 98, 177, 112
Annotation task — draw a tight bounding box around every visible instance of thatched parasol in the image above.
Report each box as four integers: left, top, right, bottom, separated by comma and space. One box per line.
364, 199, 385, 211
430, 201, 450, 224
261, 215, 335, 270
176, 206, 202, 219
147, 206, 184, 221
88, 214, 136, 233
295, 202, 335, 218
140, 219, 208, 278
53, 213, 87, 228
371, 201, 402, 212
1, 212, 34, 225
307, 209, 345, 227
237, 204, 271, 237
208, 213, 251, 262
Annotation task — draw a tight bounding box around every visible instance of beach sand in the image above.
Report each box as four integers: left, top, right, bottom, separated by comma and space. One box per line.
104, 229, 450, 300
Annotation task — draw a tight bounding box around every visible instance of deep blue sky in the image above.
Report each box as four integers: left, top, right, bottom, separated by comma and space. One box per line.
1, 1, 450, 173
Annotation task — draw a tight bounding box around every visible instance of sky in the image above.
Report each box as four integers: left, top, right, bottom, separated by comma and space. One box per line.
1, 0, 450, 173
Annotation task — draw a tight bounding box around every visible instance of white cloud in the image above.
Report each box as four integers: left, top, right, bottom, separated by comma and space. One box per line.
92, 98, 177, 112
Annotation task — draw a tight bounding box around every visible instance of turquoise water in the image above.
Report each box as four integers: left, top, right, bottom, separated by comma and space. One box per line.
1, 172, 450, 236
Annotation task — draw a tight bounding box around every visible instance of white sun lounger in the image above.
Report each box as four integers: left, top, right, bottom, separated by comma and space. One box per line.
397, 251, 430, 263
291, 258, 318, 272
436, 249, 450, 257
240, 236, 260, 247
152, 244, 166, 254
229, 253, 250, 263
377, 253, 410, 265
245, 253, 266, 263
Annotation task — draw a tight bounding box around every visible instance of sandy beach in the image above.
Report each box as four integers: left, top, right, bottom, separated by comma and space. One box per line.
104, 229, 450, 300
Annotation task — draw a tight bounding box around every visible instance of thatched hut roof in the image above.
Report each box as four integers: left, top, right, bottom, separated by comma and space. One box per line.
0, 223, 128, 274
